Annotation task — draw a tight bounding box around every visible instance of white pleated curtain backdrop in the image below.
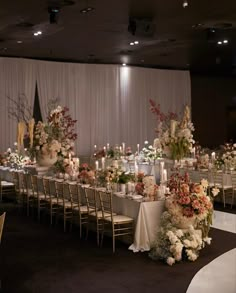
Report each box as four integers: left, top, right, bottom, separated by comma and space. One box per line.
0, 58, 36, 150
0, 57, 191, 156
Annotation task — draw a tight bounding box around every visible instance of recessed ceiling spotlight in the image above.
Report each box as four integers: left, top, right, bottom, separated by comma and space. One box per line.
130, 42, 134, 45
183, 0, 188, 8
134, 41, 139, 44
17, 40, 22, 43
80, 7, 94, 13
223, 39, 228, 44
192, 23, 202, 28
217, 41, 222, 45
122, 63, 127, 66
33, 31, 42, 36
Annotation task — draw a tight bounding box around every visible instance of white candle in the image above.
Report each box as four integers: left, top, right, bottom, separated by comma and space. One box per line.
101, 157, 105, 170
211, 152, 216, 161
68, 153, 71, 161
107, 143, 110, 150
192, 147, 196, 158
95, 160, 99, 170
160, 161, 165, 181
122, 142, 125, 154
134, 160, 138, 174
137, 143, 140, 155
163, 169, 167, 182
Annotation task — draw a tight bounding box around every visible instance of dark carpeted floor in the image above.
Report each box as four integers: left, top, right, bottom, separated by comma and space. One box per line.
0, 204, 235, 293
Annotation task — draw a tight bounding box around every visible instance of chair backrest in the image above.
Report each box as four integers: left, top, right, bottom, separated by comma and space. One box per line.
84, 187, 98, 213
231, 172, 236, 188
12, 171, 20, 193
18, 172, 27, 194
214, 171, 223, 186
42, 178, 51, 198
68, 183, 80, 206
0, 212, 6, 244
99, 191, 113, 219
55, 181, 65, 204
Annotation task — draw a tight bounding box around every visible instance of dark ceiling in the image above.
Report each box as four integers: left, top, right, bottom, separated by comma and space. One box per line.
1, 0, 236, 74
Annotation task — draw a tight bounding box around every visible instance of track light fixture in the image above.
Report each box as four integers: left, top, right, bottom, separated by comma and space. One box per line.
183, 0, 188, 8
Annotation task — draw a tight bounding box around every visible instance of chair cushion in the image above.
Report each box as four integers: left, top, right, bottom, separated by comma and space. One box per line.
90, 211, 116, 219
73, 205, 90, 213
1, 181, 14, 186
106, 214, 133, 223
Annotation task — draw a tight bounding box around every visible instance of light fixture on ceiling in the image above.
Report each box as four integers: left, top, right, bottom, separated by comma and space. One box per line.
80, 6, 94, 13
183, 0, 188, 8
17, 40, 23, 44
217, 39, 228, 45
33, 31, 42, 36
122, 63, 127, 66
129, 41, 139, 46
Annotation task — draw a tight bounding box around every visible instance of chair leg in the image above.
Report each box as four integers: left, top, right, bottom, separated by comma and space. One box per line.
231, 191, 234, 209
96, 221, 100, 246
64, 217, 66, 232
223, 190, 226, 208
112, 234, 115, 253
38, 203, 40, 222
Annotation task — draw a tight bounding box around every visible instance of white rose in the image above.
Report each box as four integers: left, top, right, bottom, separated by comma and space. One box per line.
167, 257, 175, 266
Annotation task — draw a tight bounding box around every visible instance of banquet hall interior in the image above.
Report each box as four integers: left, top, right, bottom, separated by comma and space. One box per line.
0, 0, 236, 292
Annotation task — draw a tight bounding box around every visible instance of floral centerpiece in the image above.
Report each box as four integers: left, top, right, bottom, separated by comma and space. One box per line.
32, 105, 77, 171
220, 142, 236, 171
138, 144, 162, 164
149, 172, 219, 265
150, 99, 195, 160
135, 172, 158, 200
2, 145, 32, 168
78, 163, 95, 184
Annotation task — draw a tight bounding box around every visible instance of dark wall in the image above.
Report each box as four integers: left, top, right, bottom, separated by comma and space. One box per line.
191, 74, 236, 148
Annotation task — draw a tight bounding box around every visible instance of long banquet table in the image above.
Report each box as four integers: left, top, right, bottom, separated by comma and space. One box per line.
0, 166, 165, 252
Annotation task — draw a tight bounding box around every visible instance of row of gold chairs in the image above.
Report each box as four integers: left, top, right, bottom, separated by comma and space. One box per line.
6, 171, 134, 252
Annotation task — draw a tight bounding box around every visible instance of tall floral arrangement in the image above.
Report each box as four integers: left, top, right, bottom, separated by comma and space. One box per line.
149, 172, 219, 265
32, 105, 77, 171
150, 99, 195, 160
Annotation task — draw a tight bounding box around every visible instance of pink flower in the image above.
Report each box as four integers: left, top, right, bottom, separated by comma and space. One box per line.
192, 199, 201, 209
183, 207, 194, 217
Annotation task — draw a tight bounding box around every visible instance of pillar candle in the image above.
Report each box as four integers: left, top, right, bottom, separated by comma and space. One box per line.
95, 160, 99, 170
101, 157, 105, 170
137, 143, 140, 155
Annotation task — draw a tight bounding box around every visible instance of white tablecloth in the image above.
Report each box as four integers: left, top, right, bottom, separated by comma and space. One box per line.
128, 200, 165, 252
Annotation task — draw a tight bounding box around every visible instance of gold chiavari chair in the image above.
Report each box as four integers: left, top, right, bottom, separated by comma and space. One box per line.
84, 187, 103, 246
213, 170, 233, 208
68, 183, 89, 238
99, 190, 134, 253
31, 175, 48, 221
42, 178, 58, 225
54, 181, 73, 232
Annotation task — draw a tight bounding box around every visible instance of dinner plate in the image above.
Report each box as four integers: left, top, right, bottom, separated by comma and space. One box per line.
132, 195, 143, 200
